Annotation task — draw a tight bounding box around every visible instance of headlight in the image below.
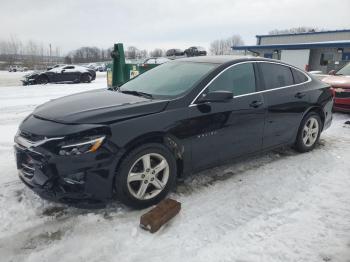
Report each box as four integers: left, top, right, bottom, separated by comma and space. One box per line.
58, 136, 105, 156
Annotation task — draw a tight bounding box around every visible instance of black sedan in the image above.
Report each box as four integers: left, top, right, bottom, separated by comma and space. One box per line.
22, 65, 96, 85
165, 49, 185, 57
14, 56, 333, 208
184, 46, 207, 57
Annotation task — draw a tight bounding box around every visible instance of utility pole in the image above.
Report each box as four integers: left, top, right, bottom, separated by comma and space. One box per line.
49, 43, 52, 64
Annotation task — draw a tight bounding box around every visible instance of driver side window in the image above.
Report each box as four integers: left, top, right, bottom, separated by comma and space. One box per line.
63, 66, 75, 70
208, 63, 256, 96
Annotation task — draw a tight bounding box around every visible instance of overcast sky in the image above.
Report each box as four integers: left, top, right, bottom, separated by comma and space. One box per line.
1, 0, 350, 54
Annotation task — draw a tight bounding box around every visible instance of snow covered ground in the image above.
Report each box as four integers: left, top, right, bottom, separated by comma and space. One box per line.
0, 71, 349, 262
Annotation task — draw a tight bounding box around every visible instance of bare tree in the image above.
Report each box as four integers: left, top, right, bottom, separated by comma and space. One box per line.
64, 55, 72, 64
24, 40, 40, 68
126, 46, 138, 59
0, 36, 66, 69
71, 46, 101, 63
210, 34, 244, 55
139, 49, 148, 59
150, 48, 163, 57
4, 35, 22, 65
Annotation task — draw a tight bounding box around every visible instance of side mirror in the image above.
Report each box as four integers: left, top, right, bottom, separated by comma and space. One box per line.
61, 69, 65, 74
197, 90, 233, 103
328, 70, 336, 75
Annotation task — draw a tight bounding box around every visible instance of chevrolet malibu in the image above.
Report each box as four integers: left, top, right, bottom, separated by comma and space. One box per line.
14, 56, 333, 208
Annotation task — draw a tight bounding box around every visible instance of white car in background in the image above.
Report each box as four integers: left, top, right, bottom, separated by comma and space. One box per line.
8, 65, 27, 72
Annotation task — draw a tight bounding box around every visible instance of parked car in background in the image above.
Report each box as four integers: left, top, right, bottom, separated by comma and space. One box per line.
8, 65, 27, 72
86, 63, 107, 72
96, 64, 107, 72
320, 62, 350, 112
142, 57, 170, 65
184, 46, 207, 57
15, 56, 333, 208
166, 49, 185, 57
22, 65, 96, 85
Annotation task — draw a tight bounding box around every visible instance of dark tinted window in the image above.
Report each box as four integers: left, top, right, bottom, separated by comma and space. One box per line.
208, 63, 256, 96
291, 68, 308, 84
260, 63, 293, 90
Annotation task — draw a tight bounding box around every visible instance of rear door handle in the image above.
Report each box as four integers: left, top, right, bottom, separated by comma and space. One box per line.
295, 92, 306, 99
249, 100, 264, 108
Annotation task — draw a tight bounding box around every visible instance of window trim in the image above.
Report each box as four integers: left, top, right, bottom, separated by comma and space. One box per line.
189, 60, 311, 107
206, 61, 257, 97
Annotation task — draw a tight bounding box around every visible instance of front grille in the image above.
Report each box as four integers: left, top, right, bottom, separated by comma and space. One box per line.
335, 92, 350, 98
20, 154, 35, 178
335, 103, 350, 110
19, 131, 45, 142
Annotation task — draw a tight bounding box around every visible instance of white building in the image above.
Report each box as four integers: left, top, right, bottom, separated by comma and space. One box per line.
233, 29, 350, 73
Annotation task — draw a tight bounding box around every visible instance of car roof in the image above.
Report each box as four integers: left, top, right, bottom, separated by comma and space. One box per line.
176, 55, 281, 64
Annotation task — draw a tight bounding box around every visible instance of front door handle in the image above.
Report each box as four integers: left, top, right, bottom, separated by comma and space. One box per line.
295, 92, 306, 99
249, 100, 263, 108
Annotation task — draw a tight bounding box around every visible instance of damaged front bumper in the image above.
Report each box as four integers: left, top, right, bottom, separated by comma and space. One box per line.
14, 139, 119, 204
21, 78, 37, 86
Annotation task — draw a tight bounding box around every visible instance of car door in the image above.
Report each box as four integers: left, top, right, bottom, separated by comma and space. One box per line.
257, 62, 311, 149
60, 66, 78, 82
189, 62, 266, 170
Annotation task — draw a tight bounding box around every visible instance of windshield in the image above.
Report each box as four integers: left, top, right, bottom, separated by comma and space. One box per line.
336, 63, 350, 76
120, 61, 216, 98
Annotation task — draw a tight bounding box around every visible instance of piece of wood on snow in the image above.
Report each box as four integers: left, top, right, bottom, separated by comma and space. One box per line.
140, 198, 181, 233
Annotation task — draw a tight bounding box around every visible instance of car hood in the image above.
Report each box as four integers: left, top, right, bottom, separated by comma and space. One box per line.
33, 89, 169, 124
24, 71, 41, 78
322, 75, 350, 88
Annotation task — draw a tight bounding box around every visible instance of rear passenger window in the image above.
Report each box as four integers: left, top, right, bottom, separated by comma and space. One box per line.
260, 63, 293, 90
291, 68, 308, 84
208, 63, 256, 96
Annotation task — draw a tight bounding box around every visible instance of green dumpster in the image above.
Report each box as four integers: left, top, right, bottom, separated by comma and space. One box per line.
107, 43, 159, 89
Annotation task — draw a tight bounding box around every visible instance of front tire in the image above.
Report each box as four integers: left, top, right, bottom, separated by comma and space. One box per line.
115, 143, 177, 209
295, 112, 322, 152
80, 73, 91, 83
36, 75, 49, 85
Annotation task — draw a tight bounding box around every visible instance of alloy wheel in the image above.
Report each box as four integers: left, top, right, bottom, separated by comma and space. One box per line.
127, 153, 170, 200
302, 117, 319, 147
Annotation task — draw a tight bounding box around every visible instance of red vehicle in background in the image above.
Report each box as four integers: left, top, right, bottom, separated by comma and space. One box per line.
319, 63, 350, 113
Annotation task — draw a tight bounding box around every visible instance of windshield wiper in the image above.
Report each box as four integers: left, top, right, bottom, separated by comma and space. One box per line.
120, 90, 153, 99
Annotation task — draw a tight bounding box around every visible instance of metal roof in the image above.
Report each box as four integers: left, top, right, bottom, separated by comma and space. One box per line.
256, 29, 350, 39
232, 40, 350, 50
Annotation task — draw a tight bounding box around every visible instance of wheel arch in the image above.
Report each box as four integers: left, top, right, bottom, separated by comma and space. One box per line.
38, 73, 49, 79
36, 73, 50, 83
302, 106, 325, 130
116, 132, 186, 179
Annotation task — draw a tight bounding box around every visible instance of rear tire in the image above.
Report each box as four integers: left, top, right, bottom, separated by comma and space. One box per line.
295, 112, 322, 152
115, 143, 177, 209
